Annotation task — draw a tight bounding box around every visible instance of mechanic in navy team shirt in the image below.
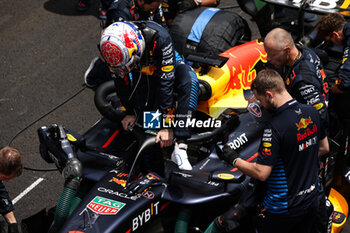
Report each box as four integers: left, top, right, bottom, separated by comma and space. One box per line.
105, 0, 167, 29
263, 28, 331, 233
263, 28, 329, 134
317, 13, 350, 176
0, 146, 23, 233
104, 0, 220, 30
218, 69, 329, 233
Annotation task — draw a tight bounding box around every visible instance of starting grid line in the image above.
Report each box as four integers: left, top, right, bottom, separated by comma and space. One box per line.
12, 177, 44, 205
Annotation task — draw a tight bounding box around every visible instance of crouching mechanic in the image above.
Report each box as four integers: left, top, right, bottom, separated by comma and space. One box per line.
85, 21, 199, 170
0, 146, 23, 233
205, 69, 328, 233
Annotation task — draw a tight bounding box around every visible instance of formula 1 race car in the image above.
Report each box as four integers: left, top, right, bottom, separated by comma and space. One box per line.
32, 34, 349, 233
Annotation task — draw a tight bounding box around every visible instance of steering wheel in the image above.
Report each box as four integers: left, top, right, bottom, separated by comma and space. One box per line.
94, 80, 126, 122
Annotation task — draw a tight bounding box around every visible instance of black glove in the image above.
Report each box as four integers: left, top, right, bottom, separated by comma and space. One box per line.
178, 0, 197, 13
124, 172, 166, 195
218, 144, 239, 166
8, 223, 19, 233
214, 204, 246, 233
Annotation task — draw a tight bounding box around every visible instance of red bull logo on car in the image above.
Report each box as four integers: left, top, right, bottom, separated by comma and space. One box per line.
296, 117, 313, 131
221, 40, 267, 92
109, 177, 127, 187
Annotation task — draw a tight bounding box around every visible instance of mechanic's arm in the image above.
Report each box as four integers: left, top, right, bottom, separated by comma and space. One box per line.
5, 212, 19, 233
114, 77, 137, 131
198, 0, 218, 6
105, 7, 134, 27
0, 182, 18, 233
318, 136, 329, 157
4, 211, 18, 233
152, 5, 168, 29
333, 53, 350, 94
178, 0, 218, 12
3, 211, 16, 224
235, 159, 272, 181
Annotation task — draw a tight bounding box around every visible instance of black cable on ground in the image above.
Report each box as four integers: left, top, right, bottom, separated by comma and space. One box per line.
8, 84, 87, 172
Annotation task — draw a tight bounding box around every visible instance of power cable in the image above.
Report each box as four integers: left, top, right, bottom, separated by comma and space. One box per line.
8, 84, 87, 172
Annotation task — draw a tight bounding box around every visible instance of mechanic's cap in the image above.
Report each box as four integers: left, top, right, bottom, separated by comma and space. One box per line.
100, 22, 145, 69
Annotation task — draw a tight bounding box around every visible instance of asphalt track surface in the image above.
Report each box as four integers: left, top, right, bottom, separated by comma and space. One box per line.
1, 0, 350, 232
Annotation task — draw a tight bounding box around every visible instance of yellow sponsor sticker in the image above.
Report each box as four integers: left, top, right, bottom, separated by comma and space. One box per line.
343, 57, 348, 64
262, 142, 272, 148
67, 134, 77, 142
161, 65, 174, 72
313, 103, 324, 111
217, 173, 235, 180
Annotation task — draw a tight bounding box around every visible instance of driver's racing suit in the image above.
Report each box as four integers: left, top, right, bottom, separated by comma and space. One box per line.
91, 21, 199, 140
116, 21, 199, 139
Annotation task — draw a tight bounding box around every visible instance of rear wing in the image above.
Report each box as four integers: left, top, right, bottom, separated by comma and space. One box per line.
263, 0, 350, 17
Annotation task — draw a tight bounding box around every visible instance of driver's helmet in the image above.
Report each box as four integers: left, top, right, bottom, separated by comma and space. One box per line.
100, 21, 145, 76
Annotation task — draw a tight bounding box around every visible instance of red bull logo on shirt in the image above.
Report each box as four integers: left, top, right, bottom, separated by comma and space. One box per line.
297, 124, 318, 141
296, 116, 313, 131
262, 147, 271, 156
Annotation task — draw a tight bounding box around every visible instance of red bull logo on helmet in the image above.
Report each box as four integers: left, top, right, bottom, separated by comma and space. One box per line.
296, 116, 313, 131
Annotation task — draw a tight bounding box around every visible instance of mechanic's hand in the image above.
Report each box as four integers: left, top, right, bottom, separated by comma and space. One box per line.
121, 115, 136, 131
8, 223, 19, 233
124, 172, 166, 195
178, 0, 197, 13
296, 36, 312, 47
332, 84, 343, 94
155, 129, 173, 148
214, 204, 246, 232
218, 144, 239, 166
